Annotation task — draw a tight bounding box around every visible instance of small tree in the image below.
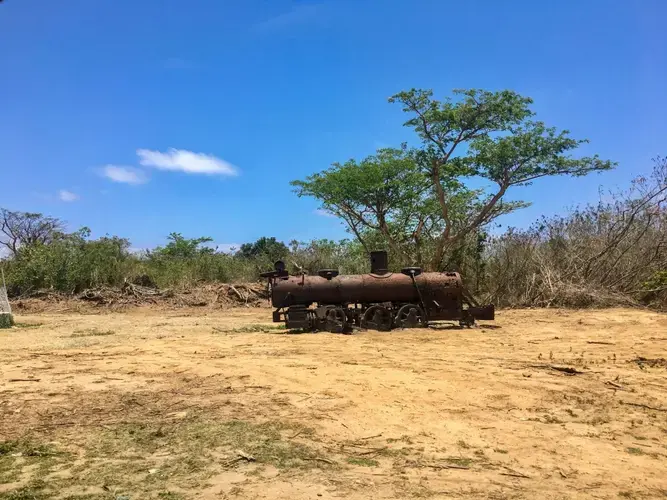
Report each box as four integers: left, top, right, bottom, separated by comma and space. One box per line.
293, 88, 614, 270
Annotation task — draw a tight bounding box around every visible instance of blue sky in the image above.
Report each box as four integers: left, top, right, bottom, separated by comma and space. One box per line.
1, 0, 665, 251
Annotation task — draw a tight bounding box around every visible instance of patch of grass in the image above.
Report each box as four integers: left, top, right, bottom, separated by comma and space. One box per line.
0, 440, 60, 458
457, 440, 471, 449
69, 328, 115, 338
387, 435, 414, 444
157, 493, 186, 499
543, 414, 564, 424
626, 447, 645, 455
13, 322, 42, 329
61, 495, 111, 500
347, 457, 379, 467
216, 324, 286, 334
0, 480, 49, 500
0, 456, 20, 484
618, 492, 634, 499
0, 441, 65, 487
0, 488, 48, 500
493, 448, 509, 454
444, 456, 474, 467
588, 414, 611, 426
91, 418, 322, 470
392, 478, 437, 498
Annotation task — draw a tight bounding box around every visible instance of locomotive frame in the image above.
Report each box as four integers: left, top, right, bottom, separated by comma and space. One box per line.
262, 251, 494, 333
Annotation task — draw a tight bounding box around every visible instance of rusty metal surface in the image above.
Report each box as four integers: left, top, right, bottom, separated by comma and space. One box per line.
271, 271, 462, 308
264, 250, 495, 330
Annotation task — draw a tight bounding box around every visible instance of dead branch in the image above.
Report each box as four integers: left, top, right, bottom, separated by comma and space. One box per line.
500, 470, 530, 479
422, 462, 470, 470
358, 433, 383, 440
621, 401, 667, 412
587, 341, 615, 345
8, 378, 41, 382
528, 365, 584, 375
605, 380, 625, 390
303, 457, 335, 465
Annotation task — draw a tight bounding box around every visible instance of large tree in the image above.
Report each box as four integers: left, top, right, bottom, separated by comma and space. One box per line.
0, 208, 65, 257
292, 88, 614, 270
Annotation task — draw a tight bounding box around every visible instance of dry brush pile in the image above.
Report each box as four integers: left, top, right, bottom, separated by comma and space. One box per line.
481, 158, 667, 309
11, 280, 269, 313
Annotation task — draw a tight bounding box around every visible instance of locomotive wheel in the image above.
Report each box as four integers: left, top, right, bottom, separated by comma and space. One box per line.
395, 304, 426, 328
459, 311, 475, 328
361, 305, 393, 331
325, 307, 347, 333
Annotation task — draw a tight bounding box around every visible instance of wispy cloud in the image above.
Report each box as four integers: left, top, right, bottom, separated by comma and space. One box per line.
254, 3, 321, 33
137, 148, 238, 176
101, 165, 148, 185
59, 190, 79, 202
314, 208, 336, 217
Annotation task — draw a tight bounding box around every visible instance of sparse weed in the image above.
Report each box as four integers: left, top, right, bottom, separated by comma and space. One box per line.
347, 457, 379, 467
445, 456, 474, 467
13, 322, 42, 329
215, 324, 286, 334
70, 328, 115, 338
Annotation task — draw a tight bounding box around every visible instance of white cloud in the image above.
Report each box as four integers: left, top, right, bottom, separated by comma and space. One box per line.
137, 148, 238, 176
59, 190, 79, 202
101, 165, 148, 185
314, 208, 336, 217
254, 3, 321, 32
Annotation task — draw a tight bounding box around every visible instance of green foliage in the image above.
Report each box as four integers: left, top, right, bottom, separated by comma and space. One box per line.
238, 237, 288, 262
236, 237, 290, 275
643, 271, 667, 291
5, 229, 131, 293
151, 233, 215, 259
292, 146, 439, 264
1, 228, 257, 294
293, 87, 614, 270
289, 238, 368, 275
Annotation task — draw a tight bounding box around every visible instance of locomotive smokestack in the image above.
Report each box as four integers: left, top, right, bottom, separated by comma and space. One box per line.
370, 250, 388, 275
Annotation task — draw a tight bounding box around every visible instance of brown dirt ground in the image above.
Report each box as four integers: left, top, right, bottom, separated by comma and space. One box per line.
1, 307, 667, 499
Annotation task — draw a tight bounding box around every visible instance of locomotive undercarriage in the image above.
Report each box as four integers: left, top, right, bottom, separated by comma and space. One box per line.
272, 301, 494, 333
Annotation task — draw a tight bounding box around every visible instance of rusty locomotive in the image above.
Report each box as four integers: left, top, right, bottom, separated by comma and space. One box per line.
261, 251, 494, 332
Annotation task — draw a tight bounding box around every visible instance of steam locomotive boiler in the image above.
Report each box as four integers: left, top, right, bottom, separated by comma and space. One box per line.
261, 251, 494, 332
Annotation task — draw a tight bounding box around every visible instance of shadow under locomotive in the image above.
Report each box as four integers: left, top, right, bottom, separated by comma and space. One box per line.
261, 251, 495, 333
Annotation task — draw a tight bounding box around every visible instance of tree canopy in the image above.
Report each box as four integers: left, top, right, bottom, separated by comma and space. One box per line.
151, 233, 214, 259
238, 237, 288, 263
0, 209, 65, 257
292, 88, 614, 270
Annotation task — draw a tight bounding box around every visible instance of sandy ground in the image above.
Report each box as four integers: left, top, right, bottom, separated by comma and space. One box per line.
1, 307, 667, 499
